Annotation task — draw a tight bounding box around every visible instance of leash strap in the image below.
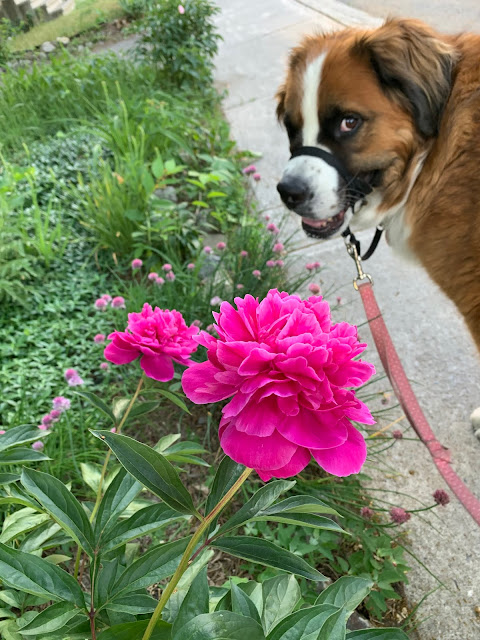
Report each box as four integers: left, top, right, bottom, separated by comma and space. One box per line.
342, 226, 384, 261
357, 281, 480, 526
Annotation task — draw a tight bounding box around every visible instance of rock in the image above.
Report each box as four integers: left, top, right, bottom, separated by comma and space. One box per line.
471, 407, 480, 430
56, 36, 70, 45
40, 41, 56, 54
346, 611, 372, 631
199, 254, 221, 279
154, 186, 178, 203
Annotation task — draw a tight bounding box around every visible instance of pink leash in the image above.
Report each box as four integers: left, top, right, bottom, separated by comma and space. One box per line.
346, 240, 480, 527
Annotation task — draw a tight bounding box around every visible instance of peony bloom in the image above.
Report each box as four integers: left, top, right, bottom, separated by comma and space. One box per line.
390, 507, 411, 524
182, 289, 375, 480
94, 298, 108, 310
166, 271, 176, 282
266, 260, 276, 268
94, 334, 106, 344
273, 243, 284, 253
178, 4, 185, 13
216, 242, 226, 251
131, 259, 143, 270
187, 263, 195, 270
162, 264, 172, 272
242, 164, 256, 175
64, 369, 84, 387
32, 441, 44, 451
148, 272, 159, 281
52, 397, 70, 412
100, 362, 109, 371
252, 270, 261, 278
433, 489, 450, 506
111, 296, 126, 309
104, 303, 199, 381
308, 283, 321, 295
203, 246, 213, 254
240, 250, 248, 258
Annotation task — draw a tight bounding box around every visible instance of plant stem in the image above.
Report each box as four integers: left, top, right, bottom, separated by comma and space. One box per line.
142, 466, 253, 640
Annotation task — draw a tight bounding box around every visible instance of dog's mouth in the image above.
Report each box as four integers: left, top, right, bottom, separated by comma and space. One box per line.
301, 210, 346, 238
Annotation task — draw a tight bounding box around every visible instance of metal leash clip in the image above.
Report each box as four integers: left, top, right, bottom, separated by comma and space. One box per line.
344, 236, 373, 290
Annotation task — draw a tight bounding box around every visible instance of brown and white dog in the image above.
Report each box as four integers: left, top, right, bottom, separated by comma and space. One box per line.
276, 18, 480, 352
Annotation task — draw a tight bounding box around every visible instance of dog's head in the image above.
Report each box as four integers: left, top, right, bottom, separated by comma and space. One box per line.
276, 18, 456, 238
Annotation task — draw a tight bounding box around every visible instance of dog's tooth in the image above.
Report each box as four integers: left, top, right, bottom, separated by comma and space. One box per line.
327, 217, 332, 222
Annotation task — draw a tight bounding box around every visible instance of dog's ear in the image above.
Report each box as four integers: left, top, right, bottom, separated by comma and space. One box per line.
276, 86, 287, 122
354, 19, 457, 137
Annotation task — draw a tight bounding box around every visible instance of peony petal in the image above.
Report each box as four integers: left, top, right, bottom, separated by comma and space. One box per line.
104, 340, 139, 365
237, 347, 277, 375
182, 361, 236, 404
231, 395, 279, 436
276, 407, 347, 449
140, 354, 175, 382
311, 422, 367, 476
256, 447, 311, 481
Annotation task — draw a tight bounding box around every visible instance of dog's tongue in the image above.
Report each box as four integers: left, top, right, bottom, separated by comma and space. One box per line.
302, 217, 327, 228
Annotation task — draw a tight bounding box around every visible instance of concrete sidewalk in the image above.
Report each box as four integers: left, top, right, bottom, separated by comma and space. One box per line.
213, 1, 480, 638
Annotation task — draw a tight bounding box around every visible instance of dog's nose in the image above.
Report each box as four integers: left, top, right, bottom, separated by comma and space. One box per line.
277, 178, 310, 209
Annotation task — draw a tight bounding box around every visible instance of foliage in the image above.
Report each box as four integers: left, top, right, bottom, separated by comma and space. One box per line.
135, 0, 222, 87
119, 0, 147, 19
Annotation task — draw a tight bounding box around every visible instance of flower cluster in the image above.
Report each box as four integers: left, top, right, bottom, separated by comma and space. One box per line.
38, 396, 71, 432
64, 369, 84, 387
182, 289, 375, 480
105, 303, 199, 381
94, 294, 126, 310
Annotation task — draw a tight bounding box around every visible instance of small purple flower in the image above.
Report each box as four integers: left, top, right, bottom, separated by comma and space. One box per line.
187, 263, 195, 270
264, 215, 270, 222
32, 441, 44, 451
0, 430, 5, 435
390, 507, 411, 524
206, 324, 216, 332
156, 276, 165, 286
392, 430, 403, 440
64, 368, 84, 387
433, 489, 450, 506
308, 283, 321, 295
266, 223, 279, 234
148, 272, 159, 281
41, 414, 53, 427
192, 319, 202, 327
252, 270, 261, 278
101, 294, 112, 302
336, 296, 343, 305
253, 173, 261, 181
242, 164, 256, 175
236, 284, 244, 290
50, 410, 62, 421
216, 241, 226, 251
131, 259, 143, 270
275, 259, 284, 267
166, 271, 175, 282
100, 362, 109, 371
360, 506, 374, 519
178, 4, 185, 14
204, 246, 213, 254
210, 296, 222, 306
240, 250, 248, 258
273, 243, 284, 253
162, 263, 172, 272
111, 296, 126, 309
94, 334, 106, 344
266, 260, 276, 268
94, 298, 108, 310
38, 424, 49, 432
52, 397, 70, 412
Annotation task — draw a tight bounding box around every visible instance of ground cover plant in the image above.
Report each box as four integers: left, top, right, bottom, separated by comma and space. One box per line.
0, 2, 446, 637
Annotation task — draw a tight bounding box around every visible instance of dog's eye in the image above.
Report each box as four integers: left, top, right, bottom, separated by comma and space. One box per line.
339, 116, 361, 133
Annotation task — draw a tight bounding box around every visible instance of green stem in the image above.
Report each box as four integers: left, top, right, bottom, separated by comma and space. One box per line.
142, 467, 253, 640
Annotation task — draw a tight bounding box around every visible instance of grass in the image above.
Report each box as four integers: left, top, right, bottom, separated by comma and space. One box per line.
11, 0, 123, 51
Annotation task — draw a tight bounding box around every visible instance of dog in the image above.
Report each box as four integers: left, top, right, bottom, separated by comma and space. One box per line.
276, 18, 480, 353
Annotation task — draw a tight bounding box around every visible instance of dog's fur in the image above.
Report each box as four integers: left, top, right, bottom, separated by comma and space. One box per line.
276, 18, 480, 351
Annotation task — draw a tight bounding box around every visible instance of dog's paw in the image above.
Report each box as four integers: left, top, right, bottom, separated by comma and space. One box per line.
471, 407, 480, 441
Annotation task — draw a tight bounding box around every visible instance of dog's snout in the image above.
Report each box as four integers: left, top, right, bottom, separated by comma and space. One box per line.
277, 177, 310, 209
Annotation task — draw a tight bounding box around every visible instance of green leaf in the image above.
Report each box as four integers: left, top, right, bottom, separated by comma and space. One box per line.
315, 577, 373, 613
254, 513, 344, 534
163, 551, 214, 624
20, 522, 62, 553
346, 630, 410, 639
0, 473, 20, 485
260, 495, 340, 517
266, 604, 342, 640
97, 620, 172, 640
127, 401, 160, 420
172, 567, 209, 638
101, 503, 185, 551
217, 480, 295, 536
155, 433, 181, 452
261, 575, 300, 634
0, 425, 48, 451
231, 582, 261, 624
94, 468, 142, 537
158, 389, 191, 413
205, 457, 245, 532
92, 431, 199, 518
212, 537, 327, 582
17, 601, 81, 635
74, 390, 116, 424
175, 611, 265, 640
21, 468, 95, 557
0, 508, 50, 544
0, 543, 85, 607
112, 536, 190, 598
152, 156, 165, 179
0, 448, 50, 465
105, 594, 158, 615
80, 463, 103, 493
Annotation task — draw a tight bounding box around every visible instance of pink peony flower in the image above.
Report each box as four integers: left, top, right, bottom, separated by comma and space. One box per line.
111, 296, 126, 309
64, 369, 84, 387
182, 289, 375, 480
433, 489, 450, 506
166, 271, 176, 282
162, 264, 172, 272
100, 362, 109, 371
156, 276, 165, 286
252, 270, 261, 278
95, 298, 108, 310
178, 4, 185, 13
52, 397, 70, 412
148, 272, 159, 281
242, 164, 256, 175
273, 243, 284, 253
131, 259, 143, 270
187, 263, 195, 270
390, 507, 411, 524
240, 250, 248, 258
101, 294, 112, 302
216, 242, 226, 251
253, 173, 261, 181
204, 246, 213, 254
104, 303, 199, 381
94, 334, 106, 344
276, 260, 284, 267
266, 260, 276, 268
32, 441, 44, 451
308, 283, 321, 295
